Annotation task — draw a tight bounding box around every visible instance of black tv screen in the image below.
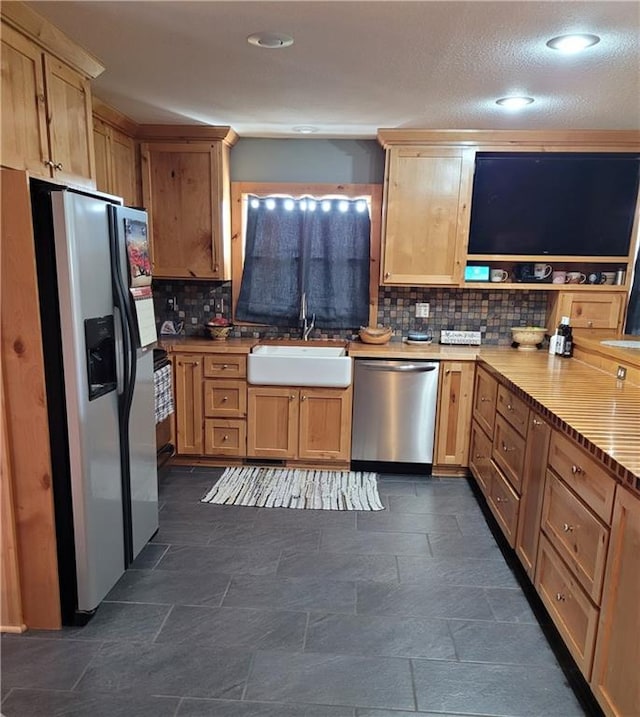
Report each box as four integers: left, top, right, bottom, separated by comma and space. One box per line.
467, 152, 640, 256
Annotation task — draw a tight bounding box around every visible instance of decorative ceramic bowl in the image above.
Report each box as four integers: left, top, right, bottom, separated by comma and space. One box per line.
359, 326, 392, 345
511, 326, 547, 351
205, 324, 232, 341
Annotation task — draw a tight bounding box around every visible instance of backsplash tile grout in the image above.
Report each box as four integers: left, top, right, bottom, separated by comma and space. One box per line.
153, 280, 549, 345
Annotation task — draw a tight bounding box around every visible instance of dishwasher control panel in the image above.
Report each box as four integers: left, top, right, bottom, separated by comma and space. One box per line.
439, 330, 482, 345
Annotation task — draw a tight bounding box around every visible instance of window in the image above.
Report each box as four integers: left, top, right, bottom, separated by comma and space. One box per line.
231, 183, 382, 330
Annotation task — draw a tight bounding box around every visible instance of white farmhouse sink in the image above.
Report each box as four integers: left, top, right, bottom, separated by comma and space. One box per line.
248, 344, 352, 387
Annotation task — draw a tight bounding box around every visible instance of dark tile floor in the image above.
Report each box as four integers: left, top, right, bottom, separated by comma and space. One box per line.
1, 468, 588, 716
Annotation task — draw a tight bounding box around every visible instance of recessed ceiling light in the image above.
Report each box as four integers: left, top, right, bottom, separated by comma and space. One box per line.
546, 34, 600, 53
292, 126, 318, 134
247, 32, 294, 49
496, 96, 535, 110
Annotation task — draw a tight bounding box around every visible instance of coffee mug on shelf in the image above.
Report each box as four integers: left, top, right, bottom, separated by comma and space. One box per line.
602, 271, 616, 285
587, 271, 606, 285
490, 268, 509, 283
514, 263, 535, 282
566, 271, 587, 284
534, 263, 552, 280
552, 270, 567, 284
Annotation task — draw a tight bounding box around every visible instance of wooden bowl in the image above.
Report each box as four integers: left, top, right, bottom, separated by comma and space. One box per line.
511, 326, 546, 351
359, 326, 392, 345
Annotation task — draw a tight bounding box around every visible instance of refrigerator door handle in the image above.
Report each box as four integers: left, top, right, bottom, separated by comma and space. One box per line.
113, 305, 126, 396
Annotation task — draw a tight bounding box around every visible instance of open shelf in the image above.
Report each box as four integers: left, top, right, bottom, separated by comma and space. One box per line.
462, 282, 629, 292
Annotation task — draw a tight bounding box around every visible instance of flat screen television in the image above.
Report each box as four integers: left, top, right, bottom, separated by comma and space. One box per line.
467, 152, 640, 256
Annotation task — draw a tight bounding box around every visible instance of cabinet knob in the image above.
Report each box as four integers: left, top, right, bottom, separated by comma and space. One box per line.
289, 394, 295, 400
37, 93, 46, 104
44, 159, 55, 168
501, 442, 515, 453
222, 434, 229, 442
193, 361, 199, 366
222, 364, 229, 369
221, 396, 228, 402
532, 418, 543, 427
496, 496, 507, 504
384, 272, 391, 279
480, 396, 491, 403
562, 523, 574, 533
54, 162, 64, 171
475, 453, 484, 460
506, 403, 513, 411
587, 320, 593, 328
571, 464, 583, 475
214, 264, 219, 272
555, 593, 566, 602
301, 395, 307, 401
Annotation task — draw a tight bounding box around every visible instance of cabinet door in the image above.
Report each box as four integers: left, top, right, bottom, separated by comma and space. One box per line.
591, 488, 640, 717
44, 55, 95, 187
382, 146, 473, 285
434, 361, 475, 467
550, 292, 625, 332
472, 365, 497, 438
515, 412, 551, 579
92, 117, 111, 193
298, 387, 352, 462
141, 142, 225, 279
110, 127, 138, 206
174, 354, 203, 455
0, 24, 49, 177
487, 460, 520, 547
247, 387, 298, 459
492, 414, 526, 494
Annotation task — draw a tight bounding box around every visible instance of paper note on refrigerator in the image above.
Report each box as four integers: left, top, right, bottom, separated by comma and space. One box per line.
130, 287, 157, 347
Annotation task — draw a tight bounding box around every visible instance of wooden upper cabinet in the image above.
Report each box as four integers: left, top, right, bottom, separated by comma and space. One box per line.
381, 146, 474, 285
0, 24, 49, 177
591, 487, 640, 717
1, 21, 96, 188
93, 117, 137, 205
547, 291, 625, 334
141, 141, 231, 280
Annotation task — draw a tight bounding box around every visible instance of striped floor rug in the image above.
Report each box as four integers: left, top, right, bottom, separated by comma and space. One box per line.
201, 467, 384, 511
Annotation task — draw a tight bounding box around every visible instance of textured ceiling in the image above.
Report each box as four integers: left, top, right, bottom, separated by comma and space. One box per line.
28, 1, 640, 137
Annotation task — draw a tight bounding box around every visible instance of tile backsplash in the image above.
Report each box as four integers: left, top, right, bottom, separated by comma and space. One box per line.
153, 280, 549, 345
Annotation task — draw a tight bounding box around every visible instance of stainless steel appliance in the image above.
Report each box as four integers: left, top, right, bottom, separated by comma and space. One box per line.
351, 359, 440, 465
31, 180, 158, 624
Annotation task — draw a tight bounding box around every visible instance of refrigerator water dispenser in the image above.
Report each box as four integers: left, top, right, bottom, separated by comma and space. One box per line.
84, 315, 117, 400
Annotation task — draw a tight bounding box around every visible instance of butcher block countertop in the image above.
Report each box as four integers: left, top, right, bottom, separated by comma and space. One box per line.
478, 349, 640, 490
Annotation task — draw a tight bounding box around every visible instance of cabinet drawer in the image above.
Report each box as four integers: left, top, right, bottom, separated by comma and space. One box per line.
204, 419, 246, 457
536, 535, 599, 679
548, 431, 615, 524
469, 420, 492, 496
492, 414, 526, 494
496, 384, 529, 437
487, 460, 520, 547
204, 379, 247, 418
473, 366, 498, 438
203, 354, 246, 378
541, 470, 609, 604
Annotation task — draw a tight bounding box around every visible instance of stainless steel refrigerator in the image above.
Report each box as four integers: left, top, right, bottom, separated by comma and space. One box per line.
31, 180, 158, 625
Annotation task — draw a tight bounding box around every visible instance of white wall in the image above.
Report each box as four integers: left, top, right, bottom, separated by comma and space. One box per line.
230, 138, 385, 184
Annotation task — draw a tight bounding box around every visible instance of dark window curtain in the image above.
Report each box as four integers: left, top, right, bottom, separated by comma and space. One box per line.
625, 255, 640, 334
236, 196, 370, 329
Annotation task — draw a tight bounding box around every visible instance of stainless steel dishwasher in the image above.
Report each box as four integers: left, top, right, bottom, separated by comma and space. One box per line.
351, 359, 440, 465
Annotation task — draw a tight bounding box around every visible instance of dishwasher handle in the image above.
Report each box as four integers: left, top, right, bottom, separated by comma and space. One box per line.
357, 361, 438, 372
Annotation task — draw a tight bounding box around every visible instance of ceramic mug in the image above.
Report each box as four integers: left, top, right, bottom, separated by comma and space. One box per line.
552, 270, 567, 284
587, 271, 606, 285
602, 271, 616, 285
514, 263, 535, 282
534, 263, 552, 280
566, 271, 587, 284
490, 268, 509, 283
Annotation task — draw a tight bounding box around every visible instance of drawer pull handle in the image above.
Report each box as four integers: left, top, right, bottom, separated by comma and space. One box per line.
222, 434, 229, 442
532, 418, 543, 426
496, 496, 507, 504
480, 397, 491, 403
555, 592, 566, 602
501, 442, 515, 453
562, 523, 574, 533
222, 364, 229, 369
571, 464, 583, 475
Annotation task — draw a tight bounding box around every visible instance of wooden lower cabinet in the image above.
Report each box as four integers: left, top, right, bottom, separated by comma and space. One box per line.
515, 411, 551, 578
536, 534, 600, 678
591, 487, 640, 717
247, 387, 299, 459
487, 460, 520, 547
469, 419, 492, 496
434, 361, 475, 468
491, 414, 526, 493
472, 365, 497, 438
247, 385, 352, 463
174, 353, 203, 455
